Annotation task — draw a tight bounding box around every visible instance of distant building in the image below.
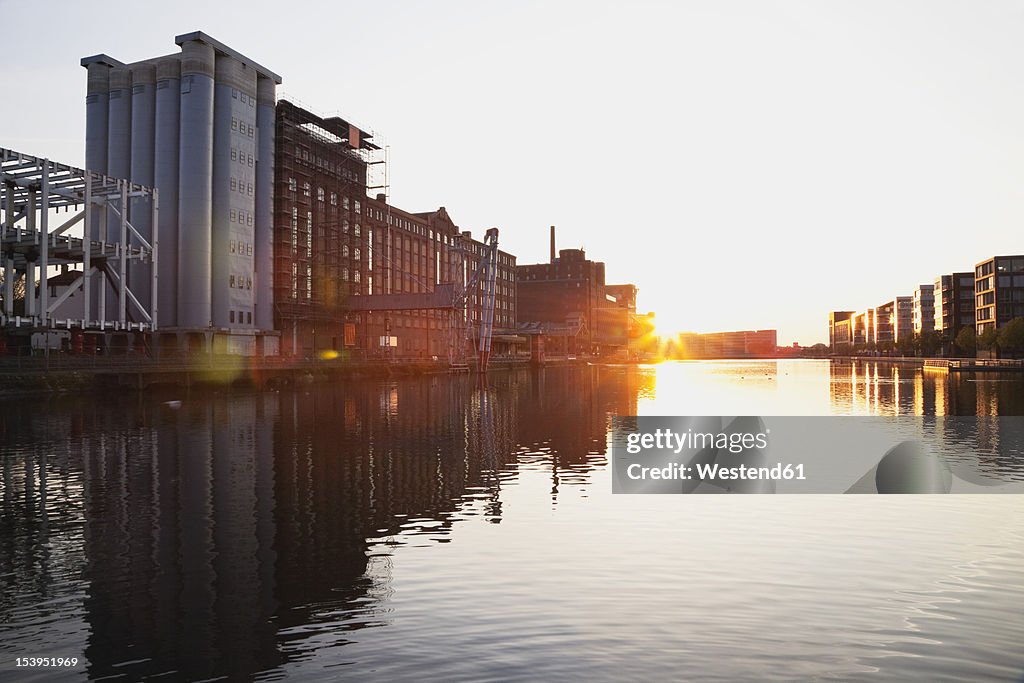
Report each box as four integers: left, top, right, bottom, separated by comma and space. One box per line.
853, 309, 874, 347
974, 255, 1024, 338
829, 311, 854, 352
912, 284, 935, 335
516, 227, 636, 355
934, 272, 975, 348
872, 301, 894, 346
893, 296, 913, 345
674, 330, 777, 359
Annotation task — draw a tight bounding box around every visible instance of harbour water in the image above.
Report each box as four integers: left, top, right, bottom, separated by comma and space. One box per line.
1, 360, 1022, 681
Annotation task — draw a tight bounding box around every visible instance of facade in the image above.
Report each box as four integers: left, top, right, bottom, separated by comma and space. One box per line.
273, 101, 516, 359
911, 284, 935, 335
872, 302, 894, 346
675, 330, 778, 358
934, 272, 975, 344
852, 309, 874, 347
829, 311, 854, 352
516, 228, 637, 356
892, 296, 913, 345
974, 255, 1024, 337
82, 32, 281, 355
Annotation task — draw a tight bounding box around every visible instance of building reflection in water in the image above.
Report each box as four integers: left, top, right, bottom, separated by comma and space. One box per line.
0, 366, 644, 680
830, 360, 1024, 417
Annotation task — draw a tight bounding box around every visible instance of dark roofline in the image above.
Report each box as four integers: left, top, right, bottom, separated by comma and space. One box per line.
80, 54, 125, 68
278, 99, 379, 151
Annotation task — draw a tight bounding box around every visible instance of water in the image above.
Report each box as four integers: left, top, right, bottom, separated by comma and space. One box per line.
1, 360, 1023, 681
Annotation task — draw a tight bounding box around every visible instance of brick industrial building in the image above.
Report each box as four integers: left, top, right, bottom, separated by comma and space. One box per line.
273, 100, 516, 359
515, 227, 637, 357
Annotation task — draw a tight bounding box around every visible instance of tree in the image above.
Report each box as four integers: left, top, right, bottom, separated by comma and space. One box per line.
917, 330, 941, 357
997, 318, 1024, 358
0, 270, 26, 316
954, 326, 976, 356
979, 327, 998, 352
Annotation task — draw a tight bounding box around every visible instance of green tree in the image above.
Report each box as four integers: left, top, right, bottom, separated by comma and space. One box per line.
917, 330, 941, 357
0, 271, 26, 316
954, 326, 976, 356
979, 327, 998, 352
997, 318, 1024, 357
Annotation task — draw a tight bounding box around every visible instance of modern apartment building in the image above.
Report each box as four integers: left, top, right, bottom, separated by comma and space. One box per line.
934, 272, 975, 340
911, 284, 934, 335
974, 255, 1024, 337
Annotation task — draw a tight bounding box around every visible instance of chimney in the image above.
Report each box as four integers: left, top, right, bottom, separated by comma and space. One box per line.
550, 225, 556, 262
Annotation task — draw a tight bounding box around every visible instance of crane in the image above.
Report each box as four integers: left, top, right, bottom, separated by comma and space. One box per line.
449, 227, 499, 371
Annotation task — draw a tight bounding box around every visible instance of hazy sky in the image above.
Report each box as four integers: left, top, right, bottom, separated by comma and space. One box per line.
3, 0, 1023, 344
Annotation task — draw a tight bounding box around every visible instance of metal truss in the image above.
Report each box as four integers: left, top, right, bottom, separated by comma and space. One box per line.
1, 147, 158, 332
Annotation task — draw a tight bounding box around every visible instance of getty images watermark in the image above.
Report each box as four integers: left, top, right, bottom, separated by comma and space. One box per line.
611, 416, 1024, 494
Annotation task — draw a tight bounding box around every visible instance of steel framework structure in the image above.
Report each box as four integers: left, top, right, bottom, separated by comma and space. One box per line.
1, 147, 158, 333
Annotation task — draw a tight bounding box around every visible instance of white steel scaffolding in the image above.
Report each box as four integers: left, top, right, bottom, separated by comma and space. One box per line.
1, 147, 158, 333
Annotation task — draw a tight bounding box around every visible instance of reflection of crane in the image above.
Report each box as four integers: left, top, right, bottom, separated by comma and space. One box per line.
449, 227, 499, 371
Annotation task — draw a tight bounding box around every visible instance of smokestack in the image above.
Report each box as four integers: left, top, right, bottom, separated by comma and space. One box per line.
550, 225, 556, 262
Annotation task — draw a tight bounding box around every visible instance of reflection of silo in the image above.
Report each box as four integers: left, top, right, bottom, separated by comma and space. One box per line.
130, 63, 156, 313
254, 76, 275, 332
177, 39, 215, 328
154, 57, 181, 328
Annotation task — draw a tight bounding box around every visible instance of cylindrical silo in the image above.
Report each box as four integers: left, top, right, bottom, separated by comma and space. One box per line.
84, 59, 112, 324
130, 63, 156, 316
155, 57, 181, 329
177, 39, 215, 329
84, 61, 111, 179
211, 54, 255, 329
107, 66, 132, 181
254, 75, 276, 332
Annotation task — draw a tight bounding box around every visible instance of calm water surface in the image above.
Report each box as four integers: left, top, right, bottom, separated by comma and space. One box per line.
1, 360, 1023, 681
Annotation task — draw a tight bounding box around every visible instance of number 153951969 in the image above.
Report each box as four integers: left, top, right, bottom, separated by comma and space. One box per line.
15, 657, 79, 668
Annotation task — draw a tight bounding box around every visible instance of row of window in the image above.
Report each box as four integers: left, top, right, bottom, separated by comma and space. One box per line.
290, 147, 362, 182
230, 208, 253, 226
229, 239, 253, 256
229, 274, 253, 290
231, 89, 256, 107
231, 117, 255, 139
230, 147, 255, 167
229, 310, 253, 324
230, 178, 254, 196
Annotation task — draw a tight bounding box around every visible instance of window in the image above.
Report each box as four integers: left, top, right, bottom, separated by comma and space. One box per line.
247, 312, 252, 324
343, 219, 349, 234
342, 245, 349, 257
288, 177, 296, 192
230, 274, 236, 288
354, 200, 361, 214
230, 241, 236, 254
354, 224, 361, 237
343, 196, 350, 210
354, 248, 361, 261
230, 311, 235, 323
317, 187, 325, 201
330, 192, 337, 205
354, 270, 361, 283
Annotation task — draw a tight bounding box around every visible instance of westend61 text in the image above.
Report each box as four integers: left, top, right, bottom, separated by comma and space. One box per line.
626, 462, 806, 481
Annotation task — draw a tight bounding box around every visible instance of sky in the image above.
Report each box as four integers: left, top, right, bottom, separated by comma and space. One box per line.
2, 0, 1024, 345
